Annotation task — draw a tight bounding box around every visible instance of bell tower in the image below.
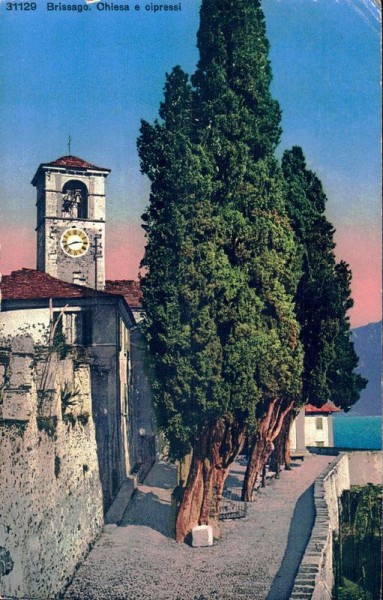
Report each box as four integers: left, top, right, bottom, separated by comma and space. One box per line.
32, 155, 111, 290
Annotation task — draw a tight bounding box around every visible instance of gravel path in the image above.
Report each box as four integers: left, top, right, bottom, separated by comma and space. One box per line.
64, 454, 333, 600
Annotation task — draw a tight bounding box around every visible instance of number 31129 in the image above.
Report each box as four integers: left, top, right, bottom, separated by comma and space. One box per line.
6, 2, 37, 9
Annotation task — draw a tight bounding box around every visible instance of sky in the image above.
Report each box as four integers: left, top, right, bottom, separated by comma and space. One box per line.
0, 0, 381, 328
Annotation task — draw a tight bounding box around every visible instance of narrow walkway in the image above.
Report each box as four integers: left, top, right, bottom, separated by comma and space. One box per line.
65, 454, 333, 600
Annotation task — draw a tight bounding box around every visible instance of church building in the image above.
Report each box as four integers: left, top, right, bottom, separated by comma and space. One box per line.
0, 155, 155, 512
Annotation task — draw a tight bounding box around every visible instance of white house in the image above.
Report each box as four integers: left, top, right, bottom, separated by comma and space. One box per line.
290, 402, 341, 451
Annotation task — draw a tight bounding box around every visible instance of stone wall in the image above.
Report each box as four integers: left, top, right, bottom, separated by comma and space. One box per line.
0, 302, 138, 515
0, 334, 104, 599
290, 451, 383, 600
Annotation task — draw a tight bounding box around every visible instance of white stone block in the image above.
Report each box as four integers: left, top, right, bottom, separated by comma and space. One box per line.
2, 389, 33, 421
192, 524, 213, 547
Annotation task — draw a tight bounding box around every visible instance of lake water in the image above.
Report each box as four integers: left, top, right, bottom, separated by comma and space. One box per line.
333, 415, 382, 450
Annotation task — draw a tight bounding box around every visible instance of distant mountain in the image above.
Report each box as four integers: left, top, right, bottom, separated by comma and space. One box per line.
349, 321, 381, 416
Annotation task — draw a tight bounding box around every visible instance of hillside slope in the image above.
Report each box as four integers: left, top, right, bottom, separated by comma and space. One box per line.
350, 321, 381, 416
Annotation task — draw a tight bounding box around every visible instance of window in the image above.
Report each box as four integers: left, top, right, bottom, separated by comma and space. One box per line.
62, 180, 88, 219
53, 311, 92, 347
315, 417, 323, 430
316, 441, 325, 447
64, 313, 80, 345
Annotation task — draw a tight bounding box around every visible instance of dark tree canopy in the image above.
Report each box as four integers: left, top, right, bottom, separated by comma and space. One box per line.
137, 1, 366, 537
138, 0, 303, 464
138, 67, 225, 459
193, 0, 282, 161
282, 146, 366, 411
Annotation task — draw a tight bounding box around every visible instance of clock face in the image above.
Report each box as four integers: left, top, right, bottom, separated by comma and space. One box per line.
61, 228, 90, 257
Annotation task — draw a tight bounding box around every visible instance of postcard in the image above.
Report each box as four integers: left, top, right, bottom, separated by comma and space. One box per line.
0, 1, 381, 599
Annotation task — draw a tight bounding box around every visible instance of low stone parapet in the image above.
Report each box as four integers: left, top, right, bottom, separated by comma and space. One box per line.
289, 451, 383, 600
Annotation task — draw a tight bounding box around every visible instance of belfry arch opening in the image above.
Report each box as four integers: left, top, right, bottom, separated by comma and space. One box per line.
62, 180, 88, 219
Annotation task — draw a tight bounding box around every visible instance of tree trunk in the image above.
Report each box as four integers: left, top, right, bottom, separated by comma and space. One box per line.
241, 428, 272, 501
283, 413, 293, 470
272, 411, 294, 474
175, 417, 245, 543
175, 421, 213, 543
209, 420, 246, 521
178, 451, 193, 487
242, 399, 294, 501
269, 445, 282, 478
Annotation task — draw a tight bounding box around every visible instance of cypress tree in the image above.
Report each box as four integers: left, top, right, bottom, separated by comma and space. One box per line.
189, 0, 303, 503
282, 146, 366, 411
138, 1, 304, 539
327, 261, 367, 411
138, 66, 224, 461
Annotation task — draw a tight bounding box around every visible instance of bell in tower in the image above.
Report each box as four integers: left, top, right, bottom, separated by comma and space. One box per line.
32, 155, 111, 290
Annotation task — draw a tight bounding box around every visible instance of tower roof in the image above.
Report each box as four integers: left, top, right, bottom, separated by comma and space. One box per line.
31, 155, 111, 185
47, 155, 111, 171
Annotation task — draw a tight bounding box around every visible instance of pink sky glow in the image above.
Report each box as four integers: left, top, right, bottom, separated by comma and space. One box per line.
1, 222, 380, 329
334, 226, 381, 328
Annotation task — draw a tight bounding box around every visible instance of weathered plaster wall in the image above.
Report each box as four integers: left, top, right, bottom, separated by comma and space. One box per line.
0, 308, 50, 343
0, 335, 104, 600
290, 451, 383, 600
322, 454, 350, 531
1, 302, 147, 515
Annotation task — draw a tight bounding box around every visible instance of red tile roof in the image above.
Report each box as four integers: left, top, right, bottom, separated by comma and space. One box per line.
305, 402, 341, 414
47, 155, 110, 171
1, 269, 142, 310
1, 269, 109, 301
105, 280, 142, 308
31, 156, 110, 184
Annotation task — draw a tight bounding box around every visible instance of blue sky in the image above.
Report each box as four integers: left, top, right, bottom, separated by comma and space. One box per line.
0, 0, 381, 326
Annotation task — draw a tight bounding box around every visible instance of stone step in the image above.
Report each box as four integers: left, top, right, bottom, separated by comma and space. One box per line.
104, 476, 137, 525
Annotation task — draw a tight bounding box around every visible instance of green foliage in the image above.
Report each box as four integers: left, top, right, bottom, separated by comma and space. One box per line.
342, 484, 382, 538
338, 579, 373, 600
138, 2, 303, 460
52, 320, 70, 359
193, 0, 282, 161
62, 413, 77, 427
334, 485, 382, 600
72, 345, 91, 365
77, 413, 90, 426
61, 382, 81, 413
36, 416, 58, 438
282, 147, 366, 410
0, 420, 27, 436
